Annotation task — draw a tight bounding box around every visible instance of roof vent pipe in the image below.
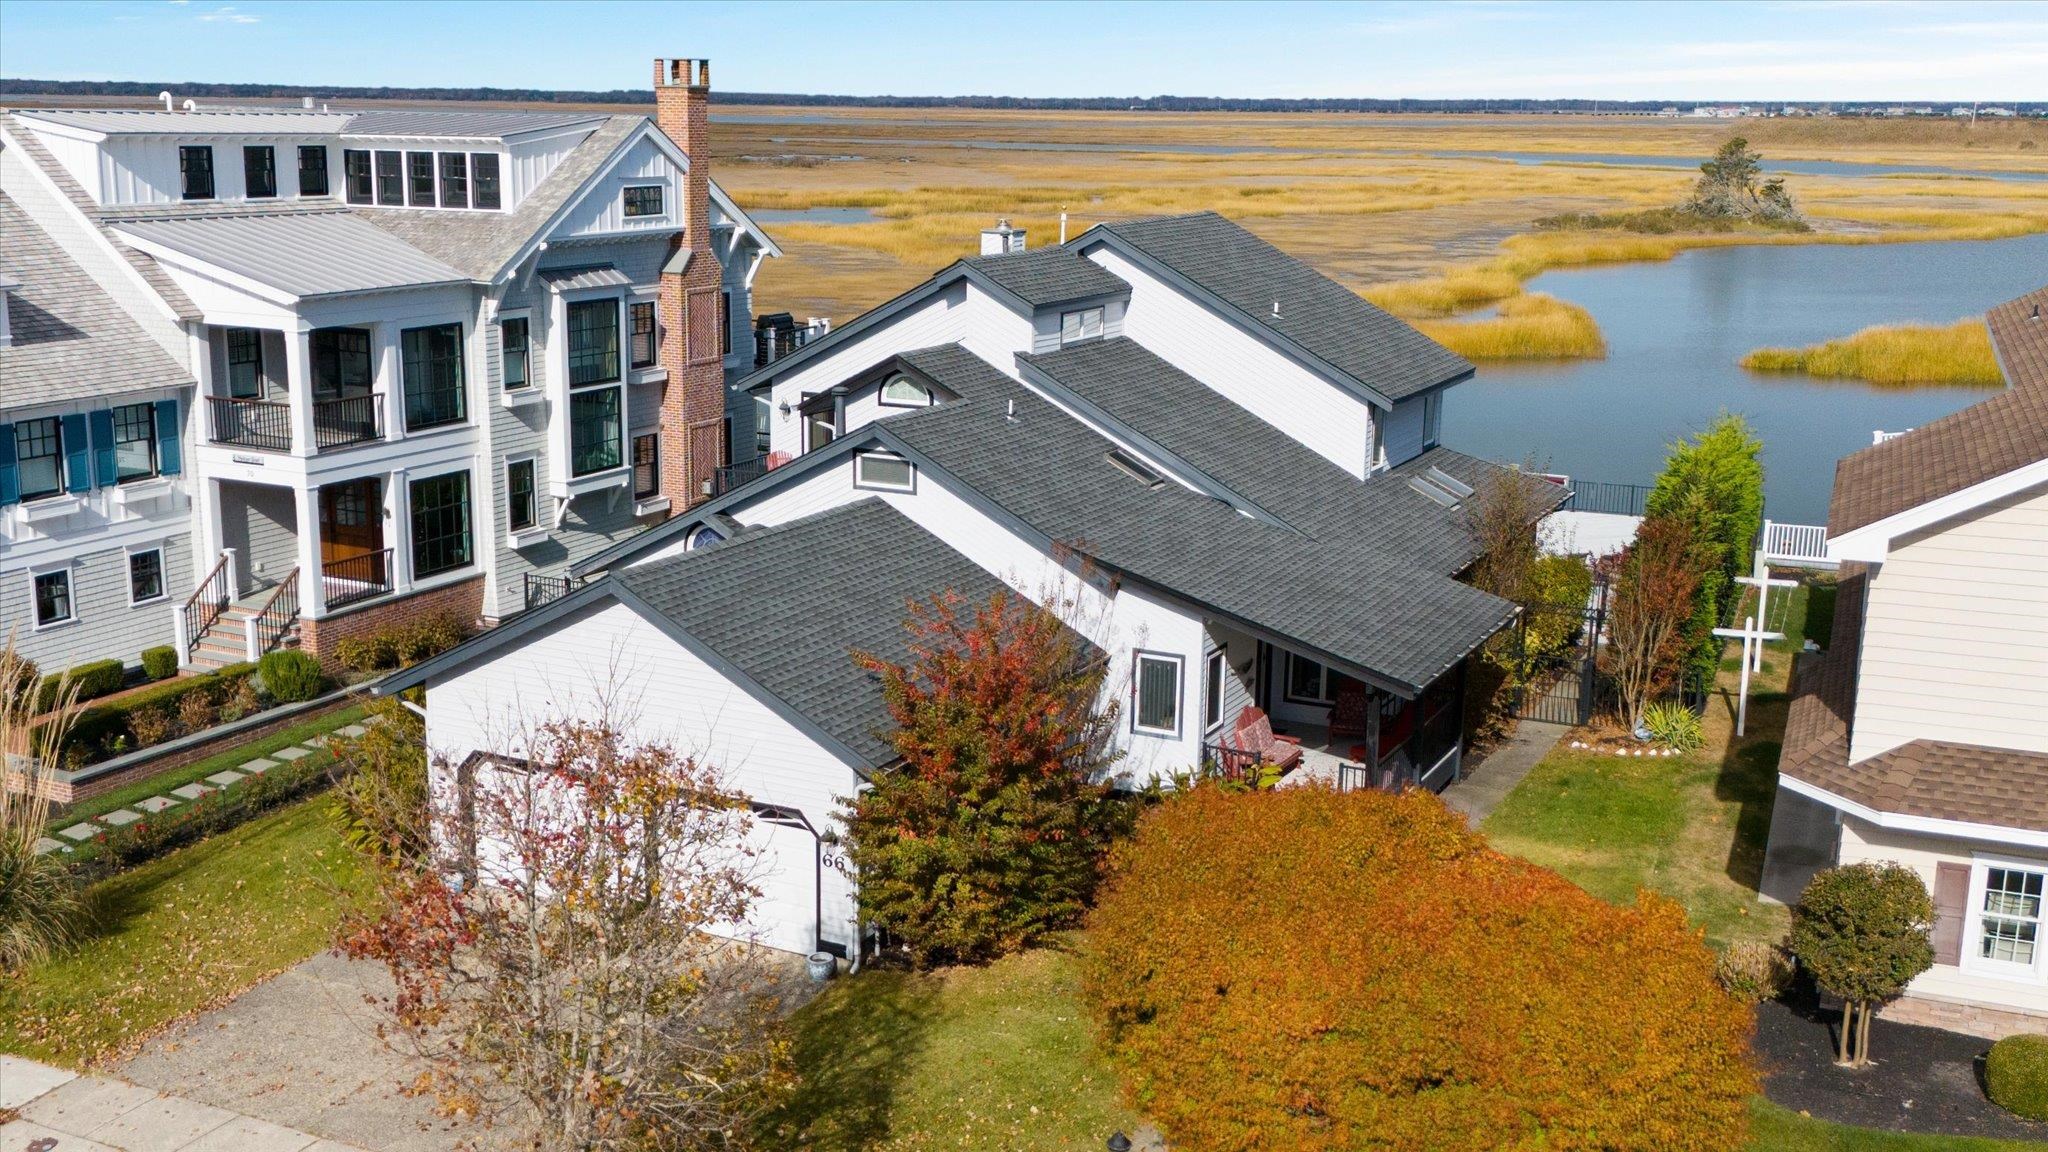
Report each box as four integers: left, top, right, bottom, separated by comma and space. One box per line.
158, 90, 174, 111
1271, 301, 1282, 320
302, 96, 315, 110
182, 99, 197, 113
1006, 398, 1018, 423
980, 218, 1025, 256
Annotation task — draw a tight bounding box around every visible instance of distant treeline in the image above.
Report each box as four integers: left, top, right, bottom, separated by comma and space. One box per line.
1, 79, 2040, 115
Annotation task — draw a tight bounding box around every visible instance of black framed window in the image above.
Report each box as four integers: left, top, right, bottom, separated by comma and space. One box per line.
1133, 652, 1182, 737
129, 549, 165, 603
438, 152, 468, 208
112, 402, 159, 481
33, 570, 73, 627
629, 300, 656, 368
401, 323, 466, 431
471, 153, 501, 210
569, 388, 622, 477
409, 470, 473, 578
632, 433, 658, 498
1285, 652, 1331, 704
243, 145, 276, 198
406, 151, 435, 206
500, 316, 530, 389
15, 418, 63, 501
179, 145, 214, 200
621, 185, 663, 218
311, 328, 373, 399
343, 149, 372, 203
297, 145, 329, 196
506, 458, 536, 532
226, 328, 264, 398
566, 299, 620, 386
374, 150, 403, 205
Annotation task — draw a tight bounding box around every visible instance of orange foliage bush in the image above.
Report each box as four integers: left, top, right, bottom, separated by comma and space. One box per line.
1084, 786, 1756, 1152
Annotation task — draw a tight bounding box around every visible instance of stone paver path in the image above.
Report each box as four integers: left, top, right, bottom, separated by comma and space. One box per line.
332, 725, 367, 739
58, 823, 99, 842
170, 783, 213, 801
137, 796, 179, 813
239, 758, 278, 774
206, 770, 247, 788
32, 836, 68, 856
0, 1055, 369, 1152
100, 809, 143, 827
271, 747, 312, 762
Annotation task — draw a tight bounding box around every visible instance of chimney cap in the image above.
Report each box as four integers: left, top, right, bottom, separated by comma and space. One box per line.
655, 57, 711, 90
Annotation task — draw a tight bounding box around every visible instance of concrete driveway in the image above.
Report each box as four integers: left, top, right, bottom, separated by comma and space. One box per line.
2, 1055, 369, 1152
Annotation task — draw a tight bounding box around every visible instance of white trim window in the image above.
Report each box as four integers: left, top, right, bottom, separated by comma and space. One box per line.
127, 546, 167, 605
1972, 862, 2045, 977
1133, 651, 1182, 737
31, 566, 74, 629
622, 184, 665, 219
1204, 649, 1226, 732
500, 314, 531, 391
1060, 306, 1105, 346
878, 374, 930, 408
852, 450, 915, 494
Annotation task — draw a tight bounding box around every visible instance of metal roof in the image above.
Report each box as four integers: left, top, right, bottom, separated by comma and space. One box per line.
0, 193, 191, 409
341, 109, 608, 139
12, 109, 353, 136
538, 264, 631, 291
113, 211, 470, 300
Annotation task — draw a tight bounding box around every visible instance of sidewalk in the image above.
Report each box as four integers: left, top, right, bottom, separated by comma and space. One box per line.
2, 1055, 372, 1152
1440, 718, 1570, 823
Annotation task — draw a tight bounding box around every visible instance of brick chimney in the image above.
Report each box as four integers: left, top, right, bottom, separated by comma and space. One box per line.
653, 57, 725, 509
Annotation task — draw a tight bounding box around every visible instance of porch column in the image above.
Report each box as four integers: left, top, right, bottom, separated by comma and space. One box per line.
295, 483, 327, 617
387, 467, 414, 594
374, 321, 402, 443
285, 327, 315, 457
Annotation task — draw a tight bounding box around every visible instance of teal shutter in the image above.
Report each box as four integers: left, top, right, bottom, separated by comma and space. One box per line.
61, 413, 91, 494
154, 399, 182, 476
0, 424, 16, 505
90, 409, 117, 487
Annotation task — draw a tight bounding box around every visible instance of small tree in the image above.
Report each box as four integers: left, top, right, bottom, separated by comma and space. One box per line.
1462, 466, 1584, 744
1647, 413, 1766, 681
1605, 514, 1703, 733
327, 695, 429, 873
0, 638, 82, 972
842, 588, 1124, 969
1686, 137, 1805, 225
1791, 862, 1935, 1068
339, 719, 793, 1150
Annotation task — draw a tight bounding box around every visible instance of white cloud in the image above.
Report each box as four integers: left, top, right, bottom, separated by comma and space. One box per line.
197, 5, 259, 23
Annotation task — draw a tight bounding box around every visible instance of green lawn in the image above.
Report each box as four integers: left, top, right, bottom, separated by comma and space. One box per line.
1, 794, 367, 1067
53, 702, 366, 829
762, 944, 1142, 1151
1752, 1100, 2046, 1151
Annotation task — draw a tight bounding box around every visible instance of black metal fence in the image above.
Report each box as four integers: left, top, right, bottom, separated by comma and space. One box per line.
323, 549, 393, 610
522, 572, 584, 614
1511, 576, 1609, 726
1561, 480, 1653, 518
313, 393, 382, 450
209, 396, 292, 452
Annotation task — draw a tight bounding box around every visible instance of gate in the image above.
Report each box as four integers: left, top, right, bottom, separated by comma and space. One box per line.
1510, 576, 1610, 726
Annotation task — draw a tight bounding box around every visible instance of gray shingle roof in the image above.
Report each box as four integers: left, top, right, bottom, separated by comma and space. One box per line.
114, 211, 469, 300
1018, 337, 1527, 575
615, 499, 1039, 769
962, 246, 1129, 308
0, 192, 191, 408
355, 115, 641, 282
1087, 212, 1472, 403
873, 364, 1515, 694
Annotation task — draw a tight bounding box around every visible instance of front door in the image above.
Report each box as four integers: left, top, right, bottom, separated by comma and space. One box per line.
319, 477, 384, 576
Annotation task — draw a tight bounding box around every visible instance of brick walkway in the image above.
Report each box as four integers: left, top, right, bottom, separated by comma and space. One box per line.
2, 1055, 372, 1152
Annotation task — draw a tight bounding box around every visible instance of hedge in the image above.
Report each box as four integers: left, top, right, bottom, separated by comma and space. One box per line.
61, 663, 258, 764
68, 739, 336, 879
1987, 1033, 2048, 1123
37, 657, 127, 711
1085, 786, 1758, 1152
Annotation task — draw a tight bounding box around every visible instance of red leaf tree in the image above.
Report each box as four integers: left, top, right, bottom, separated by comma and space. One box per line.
1603, 513, 1705, 732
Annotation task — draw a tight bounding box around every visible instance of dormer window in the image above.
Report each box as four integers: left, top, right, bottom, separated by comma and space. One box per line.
407, 151, 435, 207
1060, 306, 1104, 346
244, 146, 276, 198
439, 153, 469, 209
473, 153, 502, 209
179, 145, 214, 200
878, 375, 930, 408
298, 146, 329, 197
623, 185, 664, 218
375, 151, 403, 205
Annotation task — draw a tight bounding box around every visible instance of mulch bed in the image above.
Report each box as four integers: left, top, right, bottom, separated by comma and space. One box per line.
1755, 981, 2048, 1142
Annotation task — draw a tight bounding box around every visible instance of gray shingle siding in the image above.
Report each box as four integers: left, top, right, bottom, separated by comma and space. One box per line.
6, 537, 191, 672
219, 484, 297, 595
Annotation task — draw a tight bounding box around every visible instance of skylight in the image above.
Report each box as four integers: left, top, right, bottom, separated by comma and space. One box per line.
1425, 466, 1474, 499
1407, 474, 1462, 509
1105, 448, 1164, 488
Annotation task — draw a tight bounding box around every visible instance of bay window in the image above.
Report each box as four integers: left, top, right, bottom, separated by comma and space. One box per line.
567, 299, 620, 385
570, 388, 623, 477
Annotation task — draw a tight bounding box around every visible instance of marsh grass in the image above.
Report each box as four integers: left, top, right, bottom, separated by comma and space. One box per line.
1741, 319, 2003, 387
1413, 293, 1606, 360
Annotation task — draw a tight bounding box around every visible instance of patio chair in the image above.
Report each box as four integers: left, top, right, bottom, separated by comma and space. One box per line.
1232, 707, 1303, 774
1328, 678, 1370, 741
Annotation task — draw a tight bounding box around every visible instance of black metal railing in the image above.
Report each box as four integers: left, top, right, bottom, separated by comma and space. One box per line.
753, 323, 821, 369
1561, 479, 1652, 518
713, 458, 770, 496
182, 552, 234, 660
251, 569, 299, 656
323, 549, 393, 610
522, 572, 584, 613
209, 396, 292, 451
313, 393, 382, 450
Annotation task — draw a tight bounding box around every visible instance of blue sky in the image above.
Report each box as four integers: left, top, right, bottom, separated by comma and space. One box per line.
2, 1, 2044, 101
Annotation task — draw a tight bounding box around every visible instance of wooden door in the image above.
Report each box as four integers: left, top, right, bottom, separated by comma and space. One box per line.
319, 478, 384, 571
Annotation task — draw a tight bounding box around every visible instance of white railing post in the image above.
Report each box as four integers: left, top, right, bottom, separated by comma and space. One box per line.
222, 547, 239, 597
245, 615, 262, 662
171, 605, 190, 664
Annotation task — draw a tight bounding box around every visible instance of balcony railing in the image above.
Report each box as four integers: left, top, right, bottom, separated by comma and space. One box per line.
753, 319, 828, 369
313, 393, 382, 450
209, 396, 292, 452
323, 549, 394, 610
713, 458, 769, 496
522, 572, 584, 614
1559, 479, 1652, 518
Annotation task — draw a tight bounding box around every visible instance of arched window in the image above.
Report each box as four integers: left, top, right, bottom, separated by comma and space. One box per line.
878, 375, 929, 407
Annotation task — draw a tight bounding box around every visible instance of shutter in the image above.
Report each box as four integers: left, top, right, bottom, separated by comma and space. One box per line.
90, 409, 117, 488
0, 424, 16, 505
155, 399, 183, 476
1932, 861, 1970, 966
61, 413, 91, 494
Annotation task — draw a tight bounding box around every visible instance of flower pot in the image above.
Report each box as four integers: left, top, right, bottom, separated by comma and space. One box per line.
806, 952, 836, 982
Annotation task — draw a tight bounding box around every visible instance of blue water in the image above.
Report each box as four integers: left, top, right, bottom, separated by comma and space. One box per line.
1426, 149, 2048, 184
1442, 232, 2048, 523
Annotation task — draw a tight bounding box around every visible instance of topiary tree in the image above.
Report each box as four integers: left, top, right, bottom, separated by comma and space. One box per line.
1790, 862, 1934, 1068
1086, 786, 1758, 1152
1987, 1034, 2048, 1122
840, 588, 1124, 969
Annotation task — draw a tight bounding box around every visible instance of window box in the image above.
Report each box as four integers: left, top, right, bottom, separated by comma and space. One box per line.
17, 493, 85, 524
506, 527, 551, 551
633, 496, 671, 518
500, 387, 545, 411
108, 475, 180, 508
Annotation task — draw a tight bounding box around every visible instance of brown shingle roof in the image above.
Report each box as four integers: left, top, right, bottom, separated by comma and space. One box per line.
1827, 285, 2048, 535
1779, 563, 2048, 832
